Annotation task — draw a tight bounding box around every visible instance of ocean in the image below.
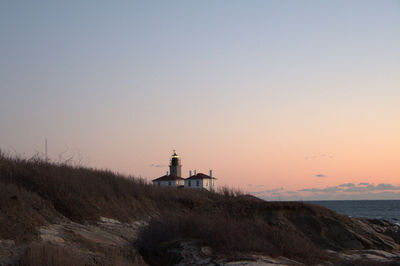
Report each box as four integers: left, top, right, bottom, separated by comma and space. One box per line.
306, 200, 400, 225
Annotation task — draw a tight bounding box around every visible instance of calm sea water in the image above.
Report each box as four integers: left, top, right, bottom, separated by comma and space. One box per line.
306, 200, 400, 225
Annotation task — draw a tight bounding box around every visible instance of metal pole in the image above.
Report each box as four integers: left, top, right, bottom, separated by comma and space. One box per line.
45, 139, 48, 162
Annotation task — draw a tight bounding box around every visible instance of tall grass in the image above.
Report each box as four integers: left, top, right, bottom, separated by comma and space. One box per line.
0, 151, 364, 265
0, 151, 151, 223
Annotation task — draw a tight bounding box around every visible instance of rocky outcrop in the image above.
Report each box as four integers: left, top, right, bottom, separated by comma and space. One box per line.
166, 240, 304, 265
159, 239, 400, 265
0, 240, 25, 266
335, 249, 400, 263
265, 204, 400, 252
0, 217, 148, 266
163, 240, 400, 266
138, 210, 400, 265
1, 216, 400, 265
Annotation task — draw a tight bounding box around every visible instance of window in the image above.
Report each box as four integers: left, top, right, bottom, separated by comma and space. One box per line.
168, 181, 171, 186
188, 181, 191, 187
196, 180, 199, 187
158, 182, 160, 186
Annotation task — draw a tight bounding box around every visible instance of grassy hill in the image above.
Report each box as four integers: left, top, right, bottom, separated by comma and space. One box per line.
1, 151, 399, 265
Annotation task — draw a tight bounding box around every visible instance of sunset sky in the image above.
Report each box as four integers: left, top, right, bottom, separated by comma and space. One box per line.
1, 1, 399, 200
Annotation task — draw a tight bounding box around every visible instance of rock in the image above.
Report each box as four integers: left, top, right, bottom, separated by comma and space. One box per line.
165, 239, 304, 266
216, 255, 304, 266
337, 249, 400, 263
36, 219, 148, 265
0, 218, 149, 266
99, 217, 121, 224
201, 246, 212, 256
359, 254, 391, 262
360, 249, 399, 259
226, 260, 296, 265
39, 226, 65, 243
0, 240, 25, 266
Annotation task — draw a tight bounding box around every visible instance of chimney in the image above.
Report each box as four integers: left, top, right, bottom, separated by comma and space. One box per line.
166, 171, 169, 176
194, 170, 197, 175
209, 169, 212, 178
189, 170, 192, 176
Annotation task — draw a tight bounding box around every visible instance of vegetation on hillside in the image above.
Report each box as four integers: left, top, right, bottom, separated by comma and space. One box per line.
1, 151, 399, 265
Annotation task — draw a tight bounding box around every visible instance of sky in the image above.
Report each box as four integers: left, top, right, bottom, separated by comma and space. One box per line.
1, 1, 399, 200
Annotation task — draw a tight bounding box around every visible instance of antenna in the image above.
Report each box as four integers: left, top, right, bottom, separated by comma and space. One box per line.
45, 138, 48, 162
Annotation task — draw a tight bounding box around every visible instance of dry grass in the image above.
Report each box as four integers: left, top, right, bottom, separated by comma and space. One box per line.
16, 242, 145, 266
1, 150, 310, 226
0, 181, 59, 243
0, 151, 151, 224
0, 151, 383, 265
17, 243, 87, 266
137, 212, 330, 265
16, 243, 144, 266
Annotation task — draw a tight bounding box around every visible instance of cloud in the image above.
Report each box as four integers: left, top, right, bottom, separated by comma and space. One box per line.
375, 183, 399, 190
270, 187, 284, 192
338, 183, 355, 188
315, 174, 326, 178
149, 164, 167, 168
300, 186, 342, 193
343, 185, 374, 192
302, 183, 400, 194
251, 187, 283, 194
247, 184, 265, 188
339, 183, 400, 193
250, 182, 400, 201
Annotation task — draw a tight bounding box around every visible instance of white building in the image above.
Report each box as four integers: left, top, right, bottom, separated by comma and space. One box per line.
152, 151, 217, 192
184, 172, 216, 192
152, 174, 184, 187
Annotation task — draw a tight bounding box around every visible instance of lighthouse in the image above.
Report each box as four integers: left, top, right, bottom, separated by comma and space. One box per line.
169, 150, 182, 177
152, 151, 216, 191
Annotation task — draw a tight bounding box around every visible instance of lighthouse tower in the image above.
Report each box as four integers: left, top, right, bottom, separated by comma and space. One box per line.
169, 150, 182, 177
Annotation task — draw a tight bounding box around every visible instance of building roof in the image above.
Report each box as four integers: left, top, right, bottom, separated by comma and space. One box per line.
152, 175, 185, 182
185, 173, 216, 180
